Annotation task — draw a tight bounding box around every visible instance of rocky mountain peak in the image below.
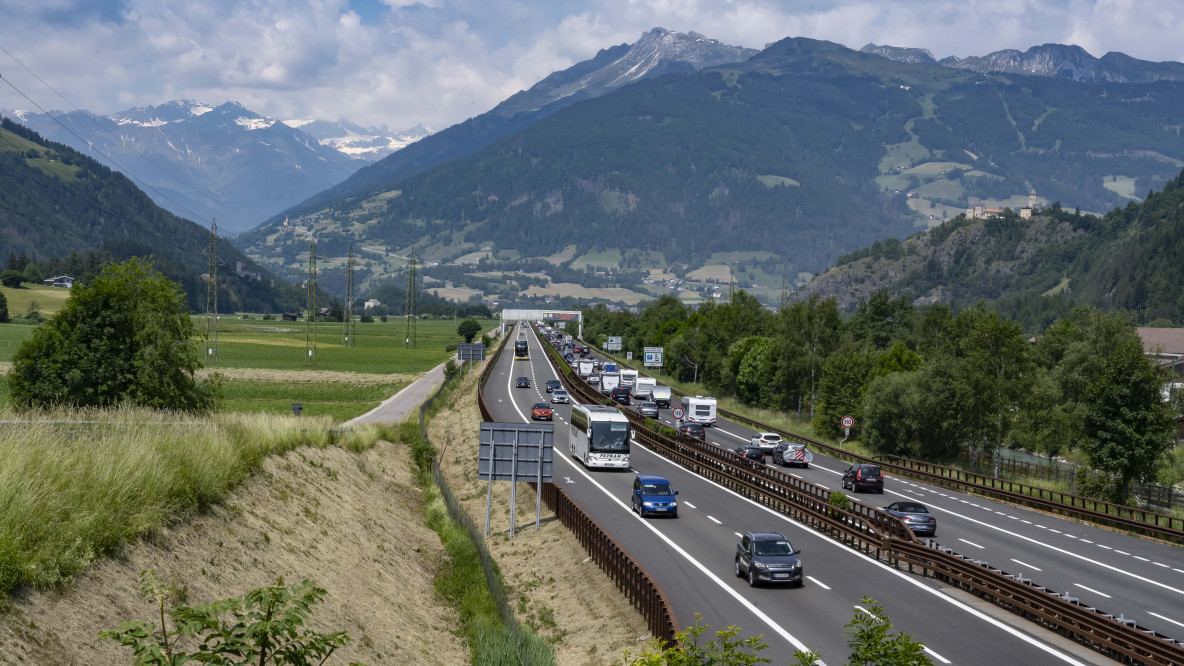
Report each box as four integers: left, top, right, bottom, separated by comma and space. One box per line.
860, 43, 937, 64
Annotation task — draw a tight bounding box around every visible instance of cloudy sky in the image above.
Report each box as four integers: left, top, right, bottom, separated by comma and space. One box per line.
1, 0, 1182, 132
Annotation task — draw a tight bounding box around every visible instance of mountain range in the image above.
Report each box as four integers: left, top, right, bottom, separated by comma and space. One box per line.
3, 101, 430, 234
236, 34, 1184, 305
266, 28, 759, 224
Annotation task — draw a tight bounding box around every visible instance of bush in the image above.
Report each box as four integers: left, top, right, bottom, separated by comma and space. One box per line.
827, 490, 851, 520
0, 270, 22, 288
360, 314, 374, 323
444, 358, 459, 380
261, 313, 275, 320
380, 315, 388, 322
445, 343, 459, 352
0, 291, 8, 323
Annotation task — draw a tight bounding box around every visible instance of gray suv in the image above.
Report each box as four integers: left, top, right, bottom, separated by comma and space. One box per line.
735, 531, 803, 587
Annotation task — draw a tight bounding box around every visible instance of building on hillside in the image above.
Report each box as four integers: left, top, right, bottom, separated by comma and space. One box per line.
43, 275, 74, 288
1137, 327, 1184, 380
364, 298, 381, 310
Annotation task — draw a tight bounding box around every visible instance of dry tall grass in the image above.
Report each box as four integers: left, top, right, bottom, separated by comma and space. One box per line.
0, 406, 392, 596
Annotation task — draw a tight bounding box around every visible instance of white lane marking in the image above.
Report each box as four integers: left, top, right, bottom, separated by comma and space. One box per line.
1007, 516, 1019, 520
1078, 539, 1092, 543
1133, 556, 1150, 562
959, 538, 984, 549
1036, 524, 1047, 529
1021, 520, 1032, 524
1115, 550, 1131, 556
683, 501, 697, 509
1073, 583, 1111, 598
909, 503, 1184, 598
707, 515, 722, 525
1065, 535, 1077, 539
923, 646, 952, 664
734, 532, 743, 538
1011, 558, 1043, 572
1098, 544, 1113, 550
1148, 611, 1184, 629
505, 337, 819, 656
806, 576, 830, 590
995, 511, 1007, 516
1175, 568, 1184, 574
1048, 529, 1062, 534
623, 445, 1088, 665
1154, 562, 1170, 568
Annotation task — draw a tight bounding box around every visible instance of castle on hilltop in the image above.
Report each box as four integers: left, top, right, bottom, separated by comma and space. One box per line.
966, 191, 1038, 220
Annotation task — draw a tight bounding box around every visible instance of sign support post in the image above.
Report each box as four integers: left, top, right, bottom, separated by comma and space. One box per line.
509, 430, 519, 538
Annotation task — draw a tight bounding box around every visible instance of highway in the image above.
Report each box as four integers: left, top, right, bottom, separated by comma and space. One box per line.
482, 323, 1113, 665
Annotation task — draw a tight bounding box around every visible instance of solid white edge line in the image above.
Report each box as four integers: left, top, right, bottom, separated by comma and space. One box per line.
958, 538, 984, 549
506, 330, 821, 658
1073, 583, 1111, 598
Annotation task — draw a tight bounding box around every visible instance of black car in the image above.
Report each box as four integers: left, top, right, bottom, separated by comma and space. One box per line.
735, 532, 803, 587
677, 422, 705, 440
842, 464, 884, 493
637, 401, 659, 418
882, 501, 937, 536
734, 445, 765, 464
611, 386, 631, 405
515, 376, 530, 388
545, 379, 563, 393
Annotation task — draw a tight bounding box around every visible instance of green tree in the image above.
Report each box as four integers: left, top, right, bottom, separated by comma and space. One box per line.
22, 262, 43, 284
911, 354, 977, 462
954, 306, 1031, 465
457, 317, 482, 343
0, 269, 22, 288
9, 258, 217, 411
101, 571, 358, 665
0, 290, 8, 323
776, 294, 842, 417
733, 337, 779, 408
862, 371, 922, 457
814, 347, 875, 439
841, 596, 932, 665
1080, 326, 1176, 502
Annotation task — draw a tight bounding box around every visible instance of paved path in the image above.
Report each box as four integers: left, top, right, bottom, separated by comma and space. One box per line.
346, 360, 448, 426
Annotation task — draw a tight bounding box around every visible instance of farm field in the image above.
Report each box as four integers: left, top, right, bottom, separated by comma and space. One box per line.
0, 284, 72, 317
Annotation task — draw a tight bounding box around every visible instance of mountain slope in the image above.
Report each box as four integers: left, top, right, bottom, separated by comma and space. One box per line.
281, 118, 432, 161
0, 117, 303, 312
265, 28, 758, 224
5, 101, 366, 233
238, 36, 1184, 298
797, 168, 1184, 327
937, 43, 1184, 83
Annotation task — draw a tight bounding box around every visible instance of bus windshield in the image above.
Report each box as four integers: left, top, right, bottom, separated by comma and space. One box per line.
590, 422, 630, 452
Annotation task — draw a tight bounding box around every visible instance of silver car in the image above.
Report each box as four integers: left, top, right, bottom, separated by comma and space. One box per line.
638, 401, 659, 418
550, 389, 570, 404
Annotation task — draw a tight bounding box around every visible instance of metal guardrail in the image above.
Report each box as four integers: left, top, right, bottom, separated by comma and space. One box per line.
584, 341, 1184, 544
562, 336, 1184, 665
477, 325, 680, 646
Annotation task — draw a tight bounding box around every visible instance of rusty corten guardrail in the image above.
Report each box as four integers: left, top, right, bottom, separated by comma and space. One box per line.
477, 324, 680, 646
584, 341, 1184, 544
565, 335, 1184, 665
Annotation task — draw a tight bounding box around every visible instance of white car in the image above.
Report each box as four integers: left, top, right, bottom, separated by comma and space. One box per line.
551, 389, 571, 404
751, 432, 783, 452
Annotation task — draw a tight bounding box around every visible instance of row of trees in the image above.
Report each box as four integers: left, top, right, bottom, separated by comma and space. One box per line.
582, 290, 1177, 502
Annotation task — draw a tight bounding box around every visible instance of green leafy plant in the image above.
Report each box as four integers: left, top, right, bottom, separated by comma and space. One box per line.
841, 596, 932, 665
101, 570, 361, 665
624, 614, 771, 665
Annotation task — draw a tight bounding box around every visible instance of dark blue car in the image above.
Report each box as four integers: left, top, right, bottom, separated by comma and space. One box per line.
631, 474, 679, 518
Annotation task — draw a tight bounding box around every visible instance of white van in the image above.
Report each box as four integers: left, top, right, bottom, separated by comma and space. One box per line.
650, 385, 672, 408
680, 395, 717, 426
619, 369, 638, 388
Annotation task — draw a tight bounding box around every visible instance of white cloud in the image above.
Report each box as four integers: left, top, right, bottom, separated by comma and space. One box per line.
0, 0, 1182, 132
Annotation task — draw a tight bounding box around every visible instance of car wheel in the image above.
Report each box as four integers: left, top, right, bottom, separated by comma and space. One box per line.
748, 566, 758, 587
671, 511, 678, 519
735, 559, 743, 578
802, 463, 809, 469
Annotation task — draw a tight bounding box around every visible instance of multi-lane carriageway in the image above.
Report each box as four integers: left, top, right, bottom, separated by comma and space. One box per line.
484, 323, 1183, 665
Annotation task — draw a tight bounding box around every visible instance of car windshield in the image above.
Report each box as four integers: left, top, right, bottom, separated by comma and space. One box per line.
754, 540, 793, 556
896, 503, 927, 513
591, 422, 630, 452
641, 483, 672, 496
533, 403, 549, 410
554, 390, 568, 396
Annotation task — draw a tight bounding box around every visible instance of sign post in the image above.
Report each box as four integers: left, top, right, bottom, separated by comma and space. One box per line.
479, 422, 554, 537
606, 336, 622, 352
673, 406, 684, 427
840, 415, 854, 449
644, 347, 664, 378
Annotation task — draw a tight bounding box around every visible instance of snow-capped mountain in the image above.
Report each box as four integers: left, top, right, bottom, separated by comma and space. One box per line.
270, 27, 757, 224
3, 101, 427, 233
934, 44, 1184, 83
282, 118, 433, 161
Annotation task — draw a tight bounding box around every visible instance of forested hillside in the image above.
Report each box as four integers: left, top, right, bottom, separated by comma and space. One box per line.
799, 169, 1184, 329
240, 36, 1184, 296
0, 118, 303, 313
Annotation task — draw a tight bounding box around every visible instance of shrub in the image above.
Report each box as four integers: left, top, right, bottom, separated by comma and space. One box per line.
0, 270, 22, 288
360, 314, 374, 323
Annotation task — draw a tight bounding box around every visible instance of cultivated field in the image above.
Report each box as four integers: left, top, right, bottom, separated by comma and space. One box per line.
0, 284, 71, 317
522, 282, 651, 305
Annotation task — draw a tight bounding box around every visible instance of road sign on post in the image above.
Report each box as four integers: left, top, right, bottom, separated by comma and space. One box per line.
672, 407, 684, 420
841, 415, 855, 429
644, 347, 664, 367
457, 343, 486, 361
606, 336, 622, 351
479, 422, 554, 538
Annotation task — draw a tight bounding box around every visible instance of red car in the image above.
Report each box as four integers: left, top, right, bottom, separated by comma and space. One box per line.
531, 403, 553, 421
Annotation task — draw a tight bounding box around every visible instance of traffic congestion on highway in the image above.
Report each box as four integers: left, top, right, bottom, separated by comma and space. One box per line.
481, 321, 1179, 664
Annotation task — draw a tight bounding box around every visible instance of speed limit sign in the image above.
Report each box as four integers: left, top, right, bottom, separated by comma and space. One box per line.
672, 407, 685, 420
841, 415, 854, 429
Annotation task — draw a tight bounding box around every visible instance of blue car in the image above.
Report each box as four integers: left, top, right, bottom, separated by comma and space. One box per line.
631, 474, 679, 518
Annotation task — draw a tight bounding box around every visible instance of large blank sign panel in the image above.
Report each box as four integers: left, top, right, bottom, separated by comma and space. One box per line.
478, 422, 554, 483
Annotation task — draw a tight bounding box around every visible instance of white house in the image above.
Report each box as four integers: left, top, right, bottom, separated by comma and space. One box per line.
43, 275, 74, 288
364, 298, 382, 310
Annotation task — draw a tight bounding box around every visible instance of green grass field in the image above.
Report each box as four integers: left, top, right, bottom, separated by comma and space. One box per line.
1, 284, 73, 317
217, 379, 408, 421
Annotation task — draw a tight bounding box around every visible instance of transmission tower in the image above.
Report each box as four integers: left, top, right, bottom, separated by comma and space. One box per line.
204, 220, 219, 364
305, 241, 318, 366
343, 245, 356, 347
404, 246, 417, 349
780, 277, 789, 311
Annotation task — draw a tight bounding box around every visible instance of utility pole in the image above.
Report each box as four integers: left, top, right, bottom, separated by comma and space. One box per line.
305, 241, 317, 366
404, 246, 417, 349
204, 220, 219, 364
780, 276, 789, 311
343, 245, 356, 347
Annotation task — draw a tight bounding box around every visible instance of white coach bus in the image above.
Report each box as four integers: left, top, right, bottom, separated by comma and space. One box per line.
569, 404, 631, 469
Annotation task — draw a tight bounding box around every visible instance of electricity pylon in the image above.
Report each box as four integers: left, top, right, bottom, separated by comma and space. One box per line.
305, 241, 317, 366
404, 246, 417, 349
204, 220, 219, 364
343, 245, 356, 347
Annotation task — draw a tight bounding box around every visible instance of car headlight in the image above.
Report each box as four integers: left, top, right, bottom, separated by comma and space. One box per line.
755, 562, 768, 570
642, 501, 653, 507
